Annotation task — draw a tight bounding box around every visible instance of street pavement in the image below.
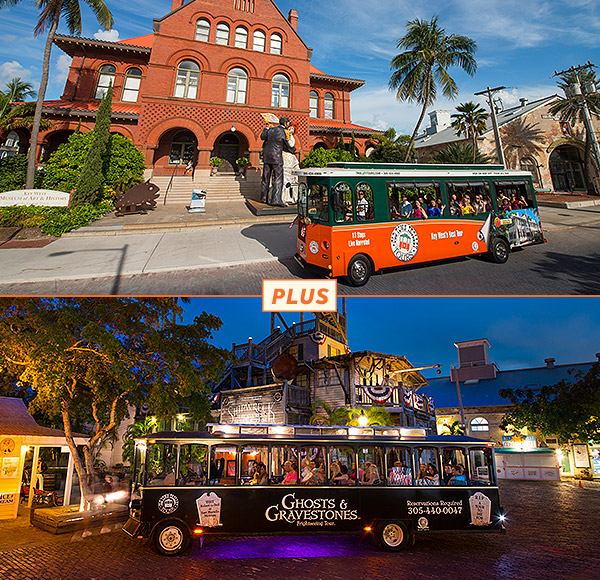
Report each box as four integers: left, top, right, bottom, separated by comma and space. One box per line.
0, 479, 599, 579
0, 205, 599, 295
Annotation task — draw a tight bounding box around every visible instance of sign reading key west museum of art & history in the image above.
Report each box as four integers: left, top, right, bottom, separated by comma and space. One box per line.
0, 189, 71, 207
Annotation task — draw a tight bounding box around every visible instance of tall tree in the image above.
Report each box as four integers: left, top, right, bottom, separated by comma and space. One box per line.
499, 363, 600, 444
0, 0, 113, 189
549, 68, 600, 192
389, 16, 477, 162
451, 101, 489, 162
0, 298, 231, 507
72, 83, 112, 206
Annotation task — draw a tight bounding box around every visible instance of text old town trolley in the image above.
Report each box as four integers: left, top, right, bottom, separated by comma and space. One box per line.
123, 424, 506, 555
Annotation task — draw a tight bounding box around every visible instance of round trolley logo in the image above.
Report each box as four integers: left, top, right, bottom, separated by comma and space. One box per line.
390, 224, 419, 262
417, 517, 429, 531
309, 240, 319, 255
158, 493, 179, 514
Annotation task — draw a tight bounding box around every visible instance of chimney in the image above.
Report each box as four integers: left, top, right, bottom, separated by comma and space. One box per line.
519, 98, 529, 107
288, 9, 298, 31
171, 0, 184, 11
544, 358, 555, 368
596, 353, 600, 362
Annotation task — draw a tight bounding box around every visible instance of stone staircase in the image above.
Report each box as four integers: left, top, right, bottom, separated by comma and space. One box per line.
152, 173, 260, 206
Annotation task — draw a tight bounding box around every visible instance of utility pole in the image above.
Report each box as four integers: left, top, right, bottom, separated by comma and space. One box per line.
554, 62, 600, 193
474, 86, 506, 167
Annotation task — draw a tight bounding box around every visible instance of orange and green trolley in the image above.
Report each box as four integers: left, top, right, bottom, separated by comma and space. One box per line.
295, 163, 545, 286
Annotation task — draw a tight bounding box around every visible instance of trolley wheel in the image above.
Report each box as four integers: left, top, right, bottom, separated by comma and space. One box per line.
487, 237, 510, 264
153, 521, 190, 556
377, 520, 410, 552
346, 254, 372, 286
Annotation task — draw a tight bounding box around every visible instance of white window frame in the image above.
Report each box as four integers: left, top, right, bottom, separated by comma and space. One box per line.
271, 73, 290, 108
195, 19, 210, 42
215, 23, 230, 45
226, 67, 248, 104
174, 60, 200, 100
253, 29, 266, 52
470, 417, 489, 432
270, 33, 282, 54
309, 90, 318, 118
95, 64, 116, 99
324, 92, 334, 119
121, 67, 142, 102
234, 26, 248, 49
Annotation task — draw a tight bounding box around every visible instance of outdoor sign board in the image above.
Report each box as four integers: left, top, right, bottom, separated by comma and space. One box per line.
0, 189, 71, 207
220, 385, 285, 425
0, 436, 23, 520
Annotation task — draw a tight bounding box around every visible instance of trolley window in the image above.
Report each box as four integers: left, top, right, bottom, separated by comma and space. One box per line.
414, 447, 440, 486
332, 182, 354, 223
441, 447, 468, 486
271, 444, 299, 485
307, 184, 329, 222
493, 181, 533, 211
358, 445, 384, 485
210, 444, 237, 485
446, 182, 493, 217
241, 444, 268, 485
300, 445, 327, 485
178, 443, 208, 486
146, 441, 177, 487
388, 182, 443, 220
355, 182, 374, 222
469, 447, 494, 485
386, 446, 413, 486
330, 445, 354, 485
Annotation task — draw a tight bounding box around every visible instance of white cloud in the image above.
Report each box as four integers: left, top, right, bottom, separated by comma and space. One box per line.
51, 54, 72, 91
93, 28, 120, 42
0, 60, 37, 90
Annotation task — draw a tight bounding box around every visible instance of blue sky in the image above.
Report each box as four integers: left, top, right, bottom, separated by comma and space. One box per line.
0, 0, 598, 133
182, 297, 600, 380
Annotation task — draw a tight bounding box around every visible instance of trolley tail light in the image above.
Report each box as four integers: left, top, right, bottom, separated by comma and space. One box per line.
193, 528, 204, 535
364, 526, 372, 533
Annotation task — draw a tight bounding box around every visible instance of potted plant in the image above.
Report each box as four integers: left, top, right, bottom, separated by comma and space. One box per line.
209, 156, 223, 175
236, 156, 249, 177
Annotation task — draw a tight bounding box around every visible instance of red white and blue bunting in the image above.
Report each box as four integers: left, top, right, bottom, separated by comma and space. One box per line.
362, 383, 394, 403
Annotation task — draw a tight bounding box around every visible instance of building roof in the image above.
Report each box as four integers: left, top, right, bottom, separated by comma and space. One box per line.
414, 94, 559, 149
42, 99, 140, 120
54, 34, 153, 57
310, 65, 365, 89
310, 120, 383, 136
0, 397, 87, 442
427, 360, 594, 408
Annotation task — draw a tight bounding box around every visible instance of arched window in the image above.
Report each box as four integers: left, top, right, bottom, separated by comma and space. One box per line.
271, 73, 289, 108
95, 64, 116, 99
215, 22, 230, 45
226, 67, 248, 104
174, 60, 200, 99
4, 131, 19, 148
169, 131, 197, 166
270, 32, 282, 54
195, 19, 210, 42
121, 67, 142, 102
324, 92, 334, 119
470, 417, 489, 432
234, 26, 248, 49
253, 29, 266, 51
309, 90, 318, 117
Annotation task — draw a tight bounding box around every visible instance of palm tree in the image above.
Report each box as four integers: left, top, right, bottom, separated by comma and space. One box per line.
451, 101, 489, 162
347, 406, 393, 427
0, 0, 113, 189
430, 142, 492, 164
389, 16, 477, 162
440, 420, 464, 435
0, 77, 36, 122
309, 401, 349, 426
549, 69, 600, 191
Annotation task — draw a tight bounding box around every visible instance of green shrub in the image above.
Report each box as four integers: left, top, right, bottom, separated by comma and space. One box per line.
43, 132, 145, 194
0, 200, 113, 236
0, 154, 44, 192
301, 147, 353, 168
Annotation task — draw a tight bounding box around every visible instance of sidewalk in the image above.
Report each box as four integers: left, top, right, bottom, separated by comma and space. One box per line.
0, 200, 598, 289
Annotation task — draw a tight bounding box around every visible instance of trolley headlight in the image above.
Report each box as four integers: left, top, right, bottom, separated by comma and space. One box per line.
321, 240, 330, 250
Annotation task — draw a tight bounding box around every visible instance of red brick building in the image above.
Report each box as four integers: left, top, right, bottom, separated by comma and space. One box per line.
9, 0, 380, 179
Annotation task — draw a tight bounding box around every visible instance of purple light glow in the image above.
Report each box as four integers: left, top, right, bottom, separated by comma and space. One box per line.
194, 534, 374, 560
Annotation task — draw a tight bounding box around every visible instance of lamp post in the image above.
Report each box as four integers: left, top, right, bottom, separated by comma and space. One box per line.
358, 409, 368, 427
